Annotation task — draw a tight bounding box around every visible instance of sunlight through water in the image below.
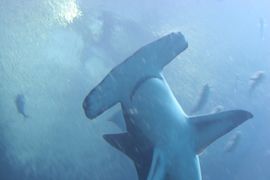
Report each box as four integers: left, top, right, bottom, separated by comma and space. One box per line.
48, 0, 82, 26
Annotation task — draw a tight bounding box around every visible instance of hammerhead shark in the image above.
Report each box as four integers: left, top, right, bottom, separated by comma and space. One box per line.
83, 32, 253, 180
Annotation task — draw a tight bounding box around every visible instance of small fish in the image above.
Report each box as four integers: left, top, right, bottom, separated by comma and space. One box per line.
249, 70, 265, 95
224, 131, 241, 153
15, 94, 29, 118
190, 84, 210, 114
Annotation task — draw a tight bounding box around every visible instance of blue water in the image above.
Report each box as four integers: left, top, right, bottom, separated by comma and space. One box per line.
0, 0, 269, 179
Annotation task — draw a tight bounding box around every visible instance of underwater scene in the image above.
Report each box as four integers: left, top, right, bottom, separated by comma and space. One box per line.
0, 0, 269, 179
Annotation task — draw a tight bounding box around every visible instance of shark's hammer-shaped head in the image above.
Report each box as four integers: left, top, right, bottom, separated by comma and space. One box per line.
136, 32, 188, 69
83, 32, 188, 120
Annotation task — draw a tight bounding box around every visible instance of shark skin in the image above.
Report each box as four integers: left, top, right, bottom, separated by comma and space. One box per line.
83, 32, 253, 180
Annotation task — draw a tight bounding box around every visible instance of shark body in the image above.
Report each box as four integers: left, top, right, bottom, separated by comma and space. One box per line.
83, 32, 253, 180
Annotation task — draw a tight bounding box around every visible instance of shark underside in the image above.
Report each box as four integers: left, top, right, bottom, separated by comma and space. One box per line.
83, 32, 253, 180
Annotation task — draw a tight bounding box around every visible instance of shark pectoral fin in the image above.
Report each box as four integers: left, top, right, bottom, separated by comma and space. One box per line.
103, 133, 153, 180
147, 148, 166, 180
189, 110, 253, 154
103, 132, 132, 153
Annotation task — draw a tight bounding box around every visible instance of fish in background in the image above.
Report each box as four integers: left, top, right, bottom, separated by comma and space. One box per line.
224, 131, 242, 153
249, 70, 266, 95
190, 84, 210, 114
259, 17, 266, 40
211, 105, 224, 113
15, 94, 29, 118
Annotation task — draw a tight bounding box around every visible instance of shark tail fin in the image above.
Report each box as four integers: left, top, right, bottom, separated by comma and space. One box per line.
103, 133, 153, 180
189, 110, 253, 154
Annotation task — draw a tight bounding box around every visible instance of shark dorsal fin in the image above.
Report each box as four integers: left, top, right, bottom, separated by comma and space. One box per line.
189, 110, 253, 154
103, 133, 153, 180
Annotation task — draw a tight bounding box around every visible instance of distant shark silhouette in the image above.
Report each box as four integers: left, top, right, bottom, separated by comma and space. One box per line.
83, 32, 253, 180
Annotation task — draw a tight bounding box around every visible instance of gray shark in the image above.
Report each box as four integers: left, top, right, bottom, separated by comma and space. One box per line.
83, 32, 253, 180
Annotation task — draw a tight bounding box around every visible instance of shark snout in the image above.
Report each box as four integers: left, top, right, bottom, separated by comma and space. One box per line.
169, 32, 188, 52
244, 111, 253, 119
82, 96, 95, 120
236, 110, 253, 122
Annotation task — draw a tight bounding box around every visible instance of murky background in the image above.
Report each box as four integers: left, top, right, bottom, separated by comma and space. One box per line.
0, 0, 269, 179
